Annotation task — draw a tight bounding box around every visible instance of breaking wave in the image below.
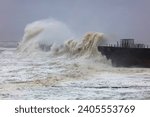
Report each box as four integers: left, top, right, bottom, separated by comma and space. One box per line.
4, 19, 150, 99
17, 19, 111, 66
17, 19, 74, 54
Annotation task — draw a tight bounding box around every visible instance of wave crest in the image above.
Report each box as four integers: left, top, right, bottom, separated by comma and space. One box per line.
63, 32, 104, 57
17, 19, 111, 66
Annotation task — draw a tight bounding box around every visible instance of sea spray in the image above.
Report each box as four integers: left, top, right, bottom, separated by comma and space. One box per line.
1, 19, 150, 99
17, 19, 74, 54
13, 19, 112, 91
17, 19, 110, 64
64, 32, 104, 57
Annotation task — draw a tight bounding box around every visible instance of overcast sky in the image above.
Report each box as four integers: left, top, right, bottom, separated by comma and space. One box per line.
0, 0, 150, 43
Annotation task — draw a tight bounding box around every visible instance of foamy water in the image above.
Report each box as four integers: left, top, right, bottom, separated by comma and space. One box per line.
0, 47, 150, 99
0, 19, 150, 99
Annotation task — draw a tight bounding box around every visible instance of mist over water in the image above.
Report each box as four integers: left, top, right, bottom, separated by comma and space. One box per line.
17, 19, 74, 54
0, 19, 150, 99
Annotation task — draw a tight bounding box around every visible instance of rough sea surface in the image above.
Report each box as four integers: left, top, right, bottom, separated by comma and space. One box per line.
0, 20, 150, 100
0, 47, 150, 100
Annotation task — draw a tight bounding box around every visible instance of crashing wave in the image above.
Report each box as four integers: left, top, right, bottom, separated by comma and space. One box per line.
17, 19, 74, 54
63, 32, 104, 57
17, 19, 111, 66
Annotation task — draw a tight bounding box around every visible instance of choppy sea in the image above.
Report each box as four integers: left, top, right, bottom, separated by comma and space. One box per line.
0, 19, 150, 100
0, 47, 150, 100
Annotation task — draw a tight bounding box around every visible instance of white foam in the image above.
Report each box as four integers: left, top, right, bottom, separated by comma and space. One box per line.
1, 19, 150, 99
17, 19, 74, 54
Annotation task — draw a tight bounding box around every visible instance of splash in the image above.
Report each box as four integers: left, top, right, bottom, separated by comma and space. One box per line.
17, 19, 111, 66
64, 32, 104, 57
17, 19, 74, 54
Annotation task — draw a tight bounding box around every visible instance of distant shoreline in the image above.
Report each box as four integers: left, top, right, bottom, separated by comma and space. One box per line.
0, 41, 18, 48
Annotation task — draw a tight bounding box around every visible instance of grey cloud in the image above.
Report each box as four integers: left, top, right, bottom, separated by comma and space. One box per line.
0, 0, 150, 44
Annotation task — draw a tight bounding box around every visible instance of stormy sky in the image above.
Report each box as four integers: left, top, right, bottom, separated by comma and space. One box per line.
0, 0, 150, 44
